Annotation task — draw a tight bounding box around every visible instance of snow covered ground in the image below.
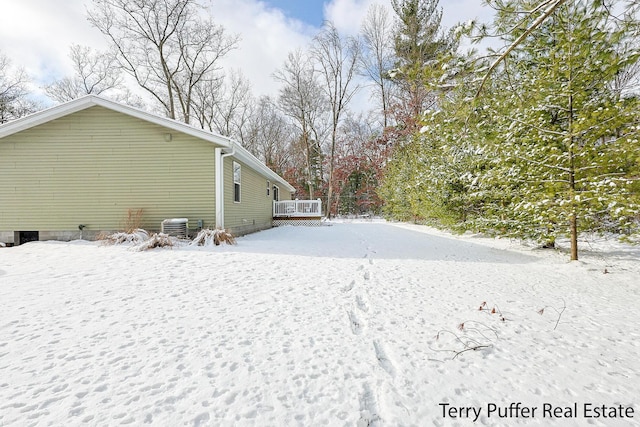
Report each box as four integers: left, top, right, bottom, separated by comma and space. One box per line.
1, 221, 639, 426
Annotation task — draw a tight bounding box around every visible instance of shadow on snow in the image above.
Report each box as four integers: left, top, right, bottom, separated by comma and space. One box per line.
229, 222, 539, 264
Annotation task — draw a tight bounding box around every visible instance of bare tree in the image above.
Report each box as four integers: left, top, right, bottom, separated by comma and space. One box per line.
87, 0, 238, 123
0, 52, 38, 123
311, 22, 361, 217
45, 45, 121, 102
274, 50, 328, 199
191, 74, 224, 131
360, 3, 396, 128
173, 15, 239, 124
192, 68, 253, 142
211, 70, 253, 140
330, 113, 387, 215
243, 95, 295, 176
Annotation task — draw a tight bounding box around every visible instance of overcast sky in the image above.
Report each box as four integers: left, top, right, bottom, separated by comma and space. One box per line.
0, 0, 496, 106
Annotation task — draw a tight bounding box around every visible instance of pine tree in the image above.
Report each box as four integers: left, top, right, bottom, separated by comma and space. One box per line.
472, 0, 640, 259
390, 0, 457, 120
379, 72, 487, 228
380, 1, 640, 260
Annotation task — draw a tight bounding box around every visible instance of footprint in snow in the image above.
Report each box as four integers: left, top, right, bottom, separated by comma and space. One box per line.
358, 383, 382, 427
193, 412, 210, 426
348, 311, 365, 335
356, 294, 369, 313
373, 340, 396, 378
342, 280, 355, 293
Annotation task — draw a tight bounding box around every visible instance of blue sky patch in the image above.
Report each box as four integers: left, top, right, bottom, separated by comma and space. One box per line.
263, 0, 326, 26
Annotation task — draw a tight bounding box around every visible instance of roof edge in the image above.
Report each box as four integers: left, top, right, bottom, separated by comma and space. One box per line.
0, 96, 96, 138
0, 95, 295, 192
0, 95, 233, 148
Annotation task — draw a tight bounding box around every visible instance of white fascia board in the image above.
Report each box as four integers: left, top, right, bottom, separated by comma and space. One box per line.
232, 143, 296, 193
0, 96, 97, 138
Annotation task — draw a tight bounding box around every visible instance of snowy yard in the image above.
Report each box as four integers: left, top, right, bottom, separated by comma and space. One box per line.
1, 222, 639, 426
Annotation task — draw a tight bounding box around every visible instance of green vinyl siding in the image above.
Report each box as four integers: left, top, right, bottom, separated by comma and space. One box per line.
0, 106, 217, 232
223, 157, 290, 233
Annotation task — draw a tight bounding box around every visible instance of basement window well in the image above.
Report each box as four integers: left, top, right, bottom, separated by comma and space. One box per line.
16, 231, 39, 245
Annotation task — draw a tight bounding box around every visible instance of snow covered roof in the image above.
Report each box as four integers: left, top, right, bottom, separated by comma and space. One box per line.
0, 95, 295, 193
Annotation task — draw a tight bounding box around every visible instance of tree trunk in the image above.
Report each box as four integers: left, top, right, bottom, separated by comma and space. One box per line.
303, 130, 314, 199
570, 212, 578, 261
326, 126, 337, 219
567, 68, 578, 261
569, 144, 578, 261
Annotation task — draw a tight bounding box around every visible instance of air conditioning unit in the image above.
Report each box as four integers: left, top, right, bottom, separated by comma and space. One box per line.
161, 218, 188, 237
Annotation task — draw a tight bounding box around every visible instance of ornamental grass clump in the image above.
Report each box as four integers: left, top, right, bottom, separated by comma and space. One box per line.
191, 229, 236, 247
135, 233, 174, 251
98, 229, 149, 245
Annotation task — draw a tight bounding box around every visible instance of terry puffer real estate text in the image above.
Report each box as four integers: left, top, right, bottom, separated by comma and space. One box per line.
439, 402, 635, 422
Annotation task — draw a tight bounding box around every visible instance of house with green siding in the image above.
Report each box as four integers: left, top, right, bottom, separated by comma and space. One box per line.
0, 95, 294, 245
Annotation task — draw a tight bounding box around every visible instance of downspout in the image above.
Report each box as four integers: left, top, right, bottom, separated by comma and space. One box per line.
215, 141, 235, 229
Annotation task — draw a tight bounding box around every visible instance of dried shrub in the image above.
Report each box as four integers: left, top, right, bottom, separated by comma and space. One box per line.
432, 300, 509, 361
191, 229, 236, 247
124, 208, 144, 233
97, 208, 147, 245
135, 233, 174, 251
478, 301, 506, 322
98, 229, 149, 245
537, 298, 566, 330
434, 321, 497, 360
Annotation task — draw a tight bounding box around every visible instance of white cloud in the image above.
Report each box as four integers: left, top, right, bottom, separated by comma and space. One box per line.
325, 0, 376, 36
211, 0, 317, 98
0, 0, 107, 86
326, 0, 496, 34
0, 0, 318, 103
440, 0, 496, 30
0, 0, 496, 105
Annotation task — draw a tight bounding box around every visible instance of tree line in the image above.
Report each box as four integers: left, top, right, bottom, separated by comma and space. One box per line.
380, 0, 640, 260
1, 0, 638, 259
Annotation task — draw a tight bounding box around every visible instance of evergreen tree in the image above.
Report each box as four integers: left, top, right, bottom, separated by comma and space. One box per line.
379, 69, 486, 227
473, 0, 640, 259
390, 0, 457, 121
380, 1, 640, 260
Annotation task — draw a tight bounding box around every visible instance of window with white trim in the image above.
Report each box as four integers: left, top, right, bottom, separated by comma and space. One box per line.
233, 161, 241, 203
273, 185, 280, 202
267, 180, 270, 196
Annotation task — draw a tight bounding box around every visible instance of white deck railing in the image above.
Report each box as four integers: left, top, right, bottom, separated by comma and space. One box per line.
273, 199, 322, 217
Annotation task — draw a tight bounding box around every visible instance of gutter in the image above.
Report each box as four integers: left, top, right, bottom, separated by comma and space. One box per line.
215, 140, 235, 229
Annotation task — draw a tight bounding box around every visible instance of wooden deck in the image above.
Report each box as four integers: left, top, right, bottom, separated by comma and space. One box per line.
273, 200, 323, 226
273, 200, 322, 218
